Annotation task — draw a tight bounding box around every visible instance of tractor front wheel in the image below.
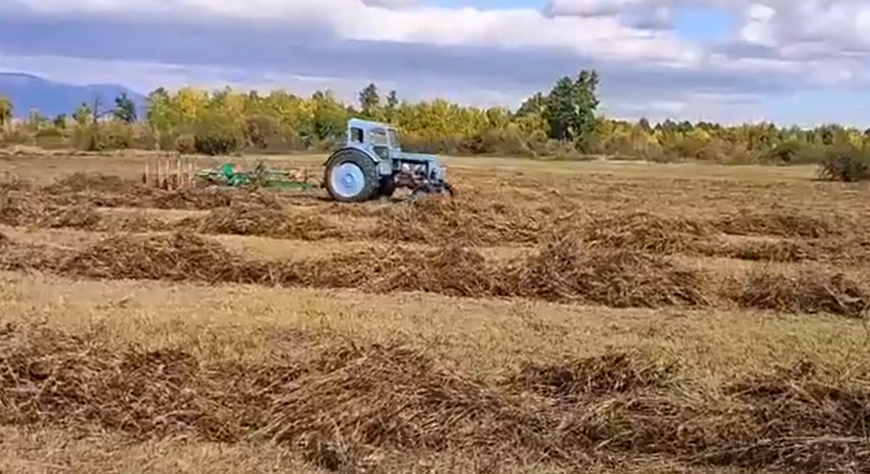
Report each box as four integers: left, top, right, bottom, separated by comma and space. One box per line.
324, 149, 379, 202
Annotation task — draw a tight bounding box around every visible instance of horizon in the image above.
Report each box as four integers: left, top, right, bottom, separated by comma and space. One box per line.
1, 71, 867, 131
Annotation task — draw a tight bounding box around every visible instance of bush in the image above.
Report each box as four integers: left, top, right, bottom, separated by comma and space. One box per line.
816, 145, 870, 182
33, 126, 67, 150
762, 140, 823, 165
174, 134, 196, 154
70, 124, 128, 151
192, 114, 242, 156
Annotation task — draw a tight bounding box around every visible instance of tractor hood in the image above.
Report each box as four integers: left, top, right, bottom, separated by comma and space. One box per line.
392, 151, 444, 167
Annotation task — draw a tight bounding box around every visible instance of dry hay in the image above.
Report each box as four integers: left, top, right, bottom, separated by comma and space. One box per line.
709, 362, 870, 472
35, 203, 101, 230
95, 212, 174, 233
1, 324, 867, 473
255, 343, 565, 470
504, 351, 678, 402
147, 187, 283, 211
0, 190, 100, 230
0, 232, 708, 309
733, 266, 869, 318
53, 232, 278, 285
580, 211, 711, 254
35, 172, 284, 211
0, 190, 42, 226
196, 203, 342, 241
0, 328, 220, 439
372, 197, 547, 246
0, 324, 285, 442
8, 231, 870, 317
295, 243, 494, 297
41, 172, 135, 195
711, 208, 845, 238
498, 238, 711, 308
0, 173, 33, 192
0, 237, 68, 272
711, 237, 870, 264
709, 238, 819, 263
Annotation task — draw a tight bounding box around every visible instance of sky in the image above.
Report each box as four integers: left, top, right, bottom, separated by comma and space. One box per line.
0, 0, 868, 127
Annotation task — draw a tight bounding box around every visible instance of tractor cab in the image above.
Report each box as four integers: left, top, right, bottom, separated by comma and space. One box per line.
346, 118, 401, 160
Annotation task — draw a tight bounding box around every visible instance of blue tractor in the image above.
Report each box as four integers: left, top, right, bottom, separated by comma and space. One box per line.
323, 118, 455, 202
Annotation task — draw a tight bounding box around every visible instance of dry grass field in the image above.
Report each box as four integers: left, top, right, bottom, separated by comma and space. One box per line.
1, 150, 869, 474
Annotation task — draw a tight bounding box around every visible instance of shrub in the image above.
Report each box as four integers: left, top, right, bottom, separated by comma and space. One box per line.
192, 114, 242, 156
816, 145, 870, 182
33, 126, 67, 150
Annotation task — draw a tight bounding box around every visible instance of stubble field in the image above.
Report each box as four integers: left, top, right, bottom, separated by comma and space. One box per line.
0, 150, 869, 474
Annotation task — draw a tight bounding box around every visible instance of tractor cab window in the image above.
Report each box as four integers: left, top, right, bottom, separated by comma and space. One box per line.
369, 127, 389, 146
350, 127, 364, 143
387, 128, 400, 148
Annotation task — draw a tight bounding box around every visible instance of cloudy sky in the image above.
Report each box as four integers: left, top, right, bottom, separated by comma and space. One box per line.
0, 0, 868, 126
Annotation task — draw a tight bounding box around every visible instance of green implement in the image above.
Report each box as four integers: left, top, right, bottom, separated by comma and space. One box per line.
195, 161, 316, 190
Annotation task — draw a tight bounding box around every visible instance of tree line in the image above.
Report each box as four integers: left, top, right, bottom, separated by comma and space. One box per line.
0, 70, 868, 174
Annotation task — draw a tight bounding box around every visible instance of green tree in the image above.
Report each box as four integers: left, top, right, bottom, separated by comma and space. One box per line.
572, 70, 600, 147
358, 83, 381, 119
113, 93, 137, 123
515, 92, 546, 118
145, 87, 177, 149
385, 90, 399, 123
543, 76, 578, 141
72, 102, 93, 126
312, 90, 348, 142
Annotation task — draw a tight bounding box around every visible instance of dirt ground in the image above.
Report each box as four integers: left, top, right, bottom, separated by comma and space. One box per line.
1, 151, 869, 474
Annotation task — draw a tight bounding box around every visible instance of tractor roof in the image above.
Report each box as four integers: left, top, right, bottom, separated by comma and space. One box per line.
348, 117, 395, 131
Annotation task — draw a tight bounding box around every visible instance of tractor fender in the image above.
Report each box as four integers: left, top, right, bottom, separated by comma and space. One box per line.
325, 146, 392, 176
324, 146, 379, 166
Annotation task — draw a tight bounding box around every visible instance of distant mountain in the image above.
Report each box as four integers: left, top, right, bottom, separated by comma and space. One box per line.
0, 72, 146, 119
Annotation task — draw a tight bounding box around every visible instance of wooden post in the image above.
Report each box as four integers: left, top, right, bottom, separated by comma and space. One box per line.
158, 157, 164, 190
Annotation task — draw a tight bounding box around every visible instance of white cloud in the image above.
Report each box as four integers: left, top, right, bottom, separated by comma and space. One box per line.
0, 0, 868, 126
4, 0, 702, 63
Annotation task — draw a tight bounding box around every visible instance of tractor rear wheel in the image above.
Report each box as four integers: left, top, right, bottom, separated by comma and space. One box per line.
324, 149, 379, 202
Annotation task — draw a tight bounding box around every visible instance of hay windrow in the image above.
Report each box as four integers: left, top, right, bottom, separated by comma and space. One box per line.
733, 266, 869, 318
147, 187, 283, 211
1, 325, 868, 473
0, 173, 33, 192
504, 351, 678, 402
711, 208, 846, 238
580, 211, 711, 254
3, 230, 869, 317
0, 325, 288, 442
196, 203, 342, 240
255, 343, 562, 466
0, 191, 101, 230
498, 238, 711, 307
30, 172, 285, 211
36, 203, 101, 230
41, 172, 135, 195
372, 197, 546, 246
53, 232, 279, 285
0, 190, 42, 226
